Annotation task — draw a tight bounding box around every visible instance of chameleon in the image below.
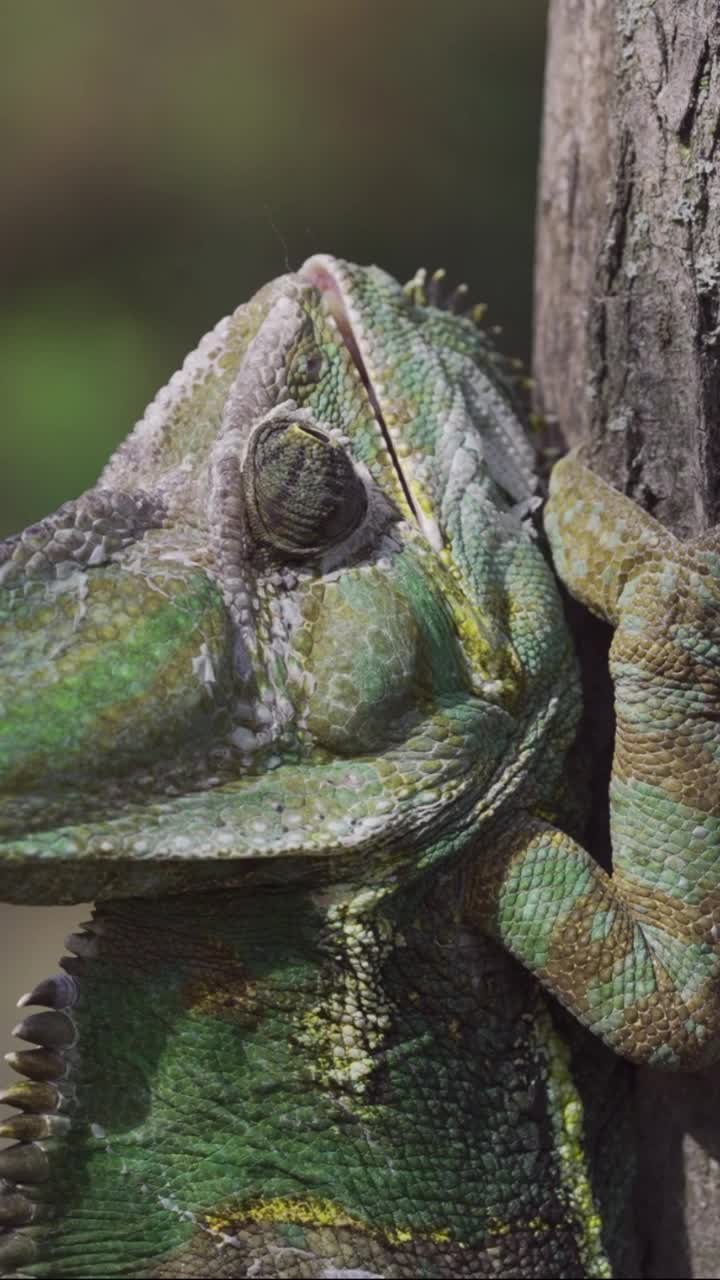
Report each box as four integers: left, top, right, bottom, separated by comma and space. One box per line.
0, 254, 719, 1280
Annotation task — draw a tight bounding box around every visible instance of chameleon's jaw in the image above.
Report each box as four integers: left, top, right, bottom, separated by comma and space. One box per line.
0, 689, 510, 904
0, 508, 509, 903
0, 493, 508, 904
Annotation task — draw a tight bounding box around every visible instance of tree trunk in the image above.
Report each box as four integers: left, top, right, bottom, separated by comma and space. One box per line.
534, 3, 720, 1277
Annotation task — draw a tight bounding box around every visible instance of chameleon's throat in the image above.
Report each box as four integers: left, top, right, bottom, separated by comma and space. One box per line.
0, 885, 617, 1279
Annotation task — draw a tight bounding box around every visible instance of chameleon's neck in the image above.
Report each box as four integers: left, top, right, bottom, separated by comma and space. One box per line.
4, 887, 632, 1278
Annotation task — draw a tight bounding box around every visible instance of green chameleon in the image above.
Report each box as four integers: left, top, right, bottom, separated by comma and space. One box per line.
1, 256, 719, 1279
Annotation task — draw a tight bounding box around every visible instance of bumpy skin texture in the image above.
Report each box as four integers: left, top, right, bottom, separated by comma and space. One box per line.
0, 257, 719, 1278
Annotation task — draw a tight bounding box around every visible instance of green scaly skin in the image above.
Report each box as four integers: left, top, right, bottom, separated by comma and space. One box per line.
0, 256, 718, 1278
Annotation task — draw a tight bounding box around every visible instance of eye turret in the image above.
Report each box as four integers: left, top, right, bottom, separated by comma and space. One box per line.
242, 414, 367, 557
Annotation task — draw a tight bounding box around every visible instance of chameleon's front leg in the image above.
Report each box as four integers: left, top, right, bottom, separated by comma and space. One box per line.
465, 457, 720, 1068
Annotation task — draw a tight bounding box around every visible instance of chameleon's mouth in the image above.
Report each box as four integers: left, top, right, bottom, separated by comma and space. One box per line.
300, 255, 436, 545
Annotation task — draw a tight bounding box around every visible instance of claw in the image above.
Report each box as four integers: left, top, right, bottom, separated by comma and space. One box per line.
0, 1230, 37, 1270
0, 1083, 60, 1113
17, 973, 78, 1011
0, 1193, 34, 1226
64, 931, 98, 959
74, 918, 105, 935
0, 1114, 52, 1142
12, 1012, 75, 1050
5, 1048, 65, 1082
0, 1144, 49, 1184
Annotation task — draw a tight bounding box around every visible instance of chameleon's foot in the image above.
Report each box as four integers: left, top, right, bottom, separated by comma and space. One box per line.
0, 964, 80, 1276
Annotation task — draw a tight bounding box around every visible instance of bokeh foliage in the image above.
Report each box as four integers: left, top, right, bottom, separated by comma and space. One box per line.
0, 0, 547, 537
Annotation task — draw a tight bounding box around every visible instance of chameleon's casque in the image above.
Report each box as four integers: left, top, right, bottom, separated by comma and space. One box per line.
1, 256, 719, 1278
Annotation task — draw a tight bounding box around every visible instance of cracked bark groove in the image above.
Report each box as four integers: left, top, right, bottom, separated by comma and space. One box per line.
534, 3, 720, 1277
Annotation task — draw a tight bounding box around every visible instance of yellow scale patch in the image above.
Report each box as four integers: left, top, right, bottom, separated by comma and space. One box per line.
203, 1190, 609, 1257
535, 1004, 612, 1279
203, 1196, 452, 1245
440, 547, 525, 707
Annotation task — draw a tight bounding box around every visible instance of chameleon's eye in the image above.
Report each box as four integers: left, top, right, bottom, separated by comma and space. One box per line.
242, 415, 368, 557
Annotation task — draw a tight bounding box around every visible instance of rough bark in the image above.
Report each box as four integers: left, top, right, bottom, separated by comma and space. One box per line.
534, 3, 720, 1276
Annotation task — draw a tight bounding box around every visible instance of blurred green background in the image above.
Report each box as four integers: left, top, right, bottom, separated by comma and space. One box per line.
1, 0, 548, 535
0, 0, 548, 1086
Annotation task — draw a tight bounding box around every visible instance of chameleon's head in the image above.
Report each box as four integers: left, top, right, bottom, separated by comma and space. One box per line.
0, 256, 560, 904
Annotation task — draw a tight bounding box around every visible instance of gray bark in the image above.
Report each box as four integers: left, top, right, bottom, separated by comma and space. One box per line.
534, 2, 720, 1276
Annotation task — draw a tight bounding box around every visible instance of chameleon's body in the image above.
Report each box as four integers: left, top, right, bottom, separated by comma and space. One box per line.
1, 257, 719, 1278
